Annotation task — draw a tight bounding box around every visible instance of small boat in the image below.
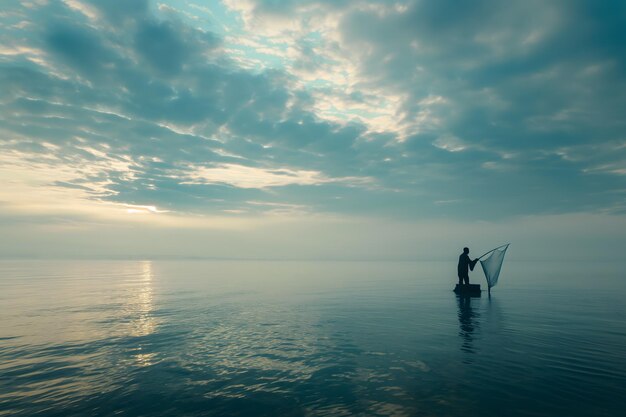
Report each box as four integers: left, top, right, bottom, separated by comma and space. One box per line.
453, 284, 481, 296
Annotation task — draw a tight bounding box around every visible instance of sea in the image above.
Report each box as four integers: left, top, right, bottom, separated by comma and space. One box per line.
1, 260, 625, 417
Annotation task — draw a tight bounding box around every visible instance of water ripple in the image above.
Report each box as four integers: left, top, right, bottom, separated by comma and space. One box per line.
1, 260, 625, 416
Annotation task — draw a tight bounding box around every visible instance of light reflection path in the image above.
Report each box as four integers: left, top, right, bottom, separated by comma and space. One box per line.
130, 261, 157, 366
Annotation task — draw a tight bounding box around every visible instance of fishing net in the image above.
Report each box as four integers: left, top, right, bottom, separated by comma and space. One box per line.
480, 244, 509, 288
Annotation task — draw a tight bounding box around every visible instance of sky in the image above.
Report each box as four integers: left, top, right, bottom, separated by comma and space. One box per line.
1, 0, 626, 260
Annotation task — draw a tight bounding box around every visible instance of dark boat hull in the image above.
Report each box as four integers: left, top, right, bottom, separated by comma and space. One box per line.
453, 284, 481, 296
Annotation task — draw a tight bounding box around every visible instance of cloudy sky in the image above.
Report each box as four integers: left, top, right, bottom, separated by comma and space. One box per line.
1, 0, 626, 260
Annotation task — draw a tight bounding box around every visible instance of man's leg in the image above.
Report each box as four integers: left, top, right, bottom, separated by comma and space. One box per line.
462, 275, 469, 285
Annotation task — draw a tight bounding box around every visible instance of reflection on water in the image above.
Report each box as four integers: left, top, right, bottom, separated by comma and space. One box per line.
1, 260, 625, 417
456, 295, 480, 355
129, 261, 156, 367
129, 260, 156, 338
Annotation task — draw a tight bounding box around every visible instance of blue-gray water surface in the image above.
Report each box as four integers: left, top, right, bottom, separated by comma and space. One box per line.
1, 260, 625, 416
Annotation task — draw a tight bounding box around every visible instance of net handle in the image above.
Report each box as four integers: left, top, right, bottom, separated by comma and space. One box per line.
476, 243, 510, 260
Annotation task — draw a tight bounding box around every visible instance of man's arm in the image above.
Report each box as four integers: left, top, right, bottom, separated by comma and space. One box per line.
469, 258, 478, 271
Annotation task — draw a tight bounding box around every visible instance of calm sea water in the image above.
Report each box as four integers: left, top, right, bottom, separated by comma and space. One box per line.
1, 260, 625, 417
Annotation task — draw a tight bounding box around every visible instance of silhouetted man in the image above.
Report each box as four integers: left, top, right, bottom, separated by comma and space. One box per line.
458, 247, 478, 285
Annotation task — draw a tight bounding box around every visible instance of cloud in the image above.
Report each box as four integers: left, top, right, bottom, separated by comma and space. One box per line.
432, 135, 467, 153
0, 0, 394, 222
224, 0, 626, 217
179, 163, 373, 189
1, 0, 626, 247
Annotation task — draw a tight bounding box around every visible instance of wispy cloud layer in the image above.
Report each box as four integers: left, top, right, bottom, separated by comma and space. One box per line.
179, 163, 373, 189
1, 0, 626, 257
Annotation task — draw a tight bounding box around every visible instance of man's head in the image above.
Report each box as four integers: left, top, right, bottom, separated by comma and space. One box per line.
463, 247, 469, 254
